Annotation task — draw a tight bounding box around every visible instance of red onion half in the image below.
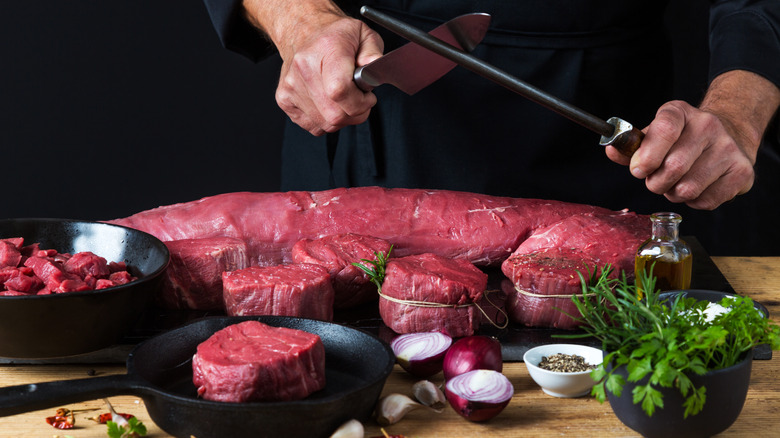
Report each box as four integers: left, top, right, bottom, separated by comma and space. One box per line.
442, 335, 502, 380
390, 332, 453, 378
445, 369, 514, 422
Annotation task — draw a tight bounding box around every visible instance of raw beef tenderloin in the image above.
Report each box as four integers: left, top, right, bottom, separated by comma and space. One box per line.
501, 211, 648, 329
379, 253, 487, 337
161, 237, 249, 310
192, 320, 326, 402
222, 264, 334, 321
292, 233, 391, 309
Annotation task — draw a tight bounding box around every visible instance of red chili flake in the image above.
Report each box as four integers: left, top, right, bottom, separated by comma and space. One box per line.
90, 412, 135, 424
45, 408, 75, 429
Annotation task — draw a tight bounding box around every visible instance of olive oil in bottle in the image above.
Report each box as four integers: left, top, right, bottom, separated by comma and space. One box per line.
635, 212, 692, 293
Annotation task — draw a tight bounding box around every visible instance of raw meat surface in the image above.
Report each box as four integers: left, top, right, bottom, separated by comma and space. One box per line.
222, 263, 334, 321
292, 233, 391, 309
379, 253, 488, 337
161, 237, 249, 310
0, 238, 138, 295
501, 211, 649, 329
192, 320, 326, 402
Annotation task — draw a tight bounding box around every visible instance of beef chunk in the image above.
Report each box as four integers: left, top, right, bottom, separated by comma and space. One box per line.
160, 237, 249, 310
379, 253, 487, 337
292, 233, 391, 309
223, 263, 334, 321
192, 320, 326, 402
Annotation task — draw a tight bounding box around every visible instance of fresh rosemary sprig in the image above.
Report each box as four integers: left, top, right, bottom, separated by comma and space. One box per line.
353, 245, 393, 292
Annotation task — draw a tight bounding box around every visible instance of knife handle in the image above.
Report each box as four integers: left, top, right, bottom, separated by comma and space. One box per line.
599, 117, 644, 158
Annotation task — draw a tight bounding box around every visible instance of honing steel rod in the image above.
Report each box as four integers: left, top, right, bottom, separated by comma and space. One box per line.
360, 6, 644, 157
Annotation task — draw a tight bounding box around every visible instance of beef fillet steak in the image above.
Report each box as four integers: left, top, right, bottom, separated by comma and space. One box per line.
379, 253, 488, 337
222, 263, 335, 321
192, 320, 326, 402
292, 233, 392, 309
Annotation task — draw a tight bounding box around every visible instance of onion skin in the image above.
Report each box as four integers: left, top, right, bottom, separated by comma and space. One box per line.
442, 335, 502, 381
444, 369, 514, 422
391, 332, 452, 378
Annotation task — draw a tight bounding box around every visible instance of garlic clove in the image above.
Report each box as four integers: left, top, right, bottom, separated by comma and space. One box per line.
412, 380, 447, 411
330, 419, 364, 438
375, 393, 422, 426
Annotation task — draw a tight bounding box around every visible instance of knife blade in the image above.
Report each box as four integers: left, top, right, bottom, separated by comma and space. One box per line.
354, 12, 491, 95
359, 6, 644, 157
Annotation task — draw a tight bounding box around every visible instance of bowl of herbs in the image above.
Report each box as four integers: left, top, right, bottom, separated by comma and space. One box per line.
562, 266, 780, 438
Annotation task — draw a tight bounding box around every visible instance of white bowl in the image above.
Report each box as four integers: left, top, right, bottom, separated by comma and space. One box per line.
523, 344, 603, 398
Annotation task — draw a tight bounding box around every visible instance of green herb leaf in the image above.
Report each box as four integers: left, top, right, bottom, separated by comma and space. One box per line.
555, 263, 780, 418
106, 417, 147, 438
353, 246, 393, 291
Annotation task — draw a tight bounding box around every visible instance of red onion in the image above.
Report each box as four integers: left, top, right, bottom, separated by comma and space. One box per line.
442, 335, 502, 380
444, 369, 514, 422
390, 332, 453, 378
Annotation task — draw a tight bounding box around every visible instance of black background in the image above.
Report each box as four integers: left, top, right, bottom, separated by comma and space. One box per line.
2, 2, 716, 231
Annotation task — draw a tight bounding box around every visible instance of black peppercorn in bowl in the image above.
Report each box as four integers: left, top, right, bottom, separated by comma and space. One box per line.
523, 344, 603, 398
0, 218, 169, 359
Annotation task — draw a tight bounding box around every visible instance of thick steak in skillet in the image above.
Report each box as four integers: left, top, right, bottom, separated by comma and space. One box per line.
291, 233, 391, 309
222, 263, 335, 321
192, 320, 326, 402
379, 253, 487, 337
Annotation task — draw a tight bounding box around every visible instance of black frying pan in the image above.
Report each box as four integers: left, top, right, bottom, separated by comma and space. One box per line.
0, 315, 395, 438
0, 218, 170, 358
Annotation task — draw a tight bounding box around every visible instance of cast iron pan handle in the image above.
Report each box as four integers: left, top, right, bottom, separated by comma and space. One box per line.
0, 373, 146, 417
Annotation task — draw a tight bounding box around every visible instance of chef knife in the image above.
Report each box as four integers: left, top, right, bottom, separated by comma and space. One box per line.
359, 6, 644, 157
354, 12, 491, 95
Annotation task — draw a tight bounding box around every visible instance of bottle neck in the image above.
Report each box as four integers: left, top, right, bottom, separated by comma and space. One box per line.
650, 212, 681, 241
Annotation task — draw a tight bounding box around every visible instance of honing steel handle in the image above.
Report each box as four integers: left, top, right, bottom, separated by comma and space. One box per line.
599, 117, 644, 158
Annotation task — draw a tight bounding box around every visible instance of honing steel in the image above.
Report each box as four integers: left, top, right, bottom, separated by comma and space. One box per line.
359, 6, 644, 157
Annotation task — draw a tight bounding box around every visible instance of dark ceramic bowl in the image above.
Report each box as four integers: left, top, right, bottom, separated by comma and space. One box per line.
607, 352, 752, 438
0, 218, 169, 358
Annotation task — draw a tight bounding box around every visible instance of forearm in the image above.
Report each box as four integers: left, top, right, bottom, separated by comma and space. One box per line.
242, 0, 346, 52
699, 70, 780, 163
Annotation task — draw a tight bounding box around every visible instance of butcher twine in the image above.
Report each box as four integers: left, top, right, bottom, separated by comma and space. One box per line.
513, 285, 585, 299
378, 289, 508, 329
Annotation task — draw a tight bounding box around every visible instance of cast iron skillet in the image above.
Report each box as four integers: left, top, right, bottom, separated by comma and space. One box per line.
0, 218, 170, 358
0, 315, 395, 438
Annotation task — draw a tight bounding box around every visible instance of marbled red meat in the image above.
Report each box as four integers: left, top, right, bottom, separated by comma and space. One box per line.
292, 233, 391, 309
107, 187, 650, 327
222, 263, 334, 321
192, 320, 326, 402
161, 237, 249, 310
379, 253, 487, 337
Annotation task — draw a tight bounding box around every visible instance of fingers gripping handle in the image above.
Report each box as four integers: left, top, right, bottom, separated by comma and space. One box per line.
599, 117, 644, 157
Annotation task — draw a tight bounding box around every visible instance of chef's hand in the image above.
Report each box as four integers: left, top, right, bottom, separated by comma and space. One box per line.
606, 70, 780, 210
243, 0, 384, 136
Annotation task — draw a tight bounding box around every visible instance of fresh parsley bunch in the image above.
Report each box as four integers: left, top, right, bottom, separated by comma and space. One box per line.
562, 265, 780, 418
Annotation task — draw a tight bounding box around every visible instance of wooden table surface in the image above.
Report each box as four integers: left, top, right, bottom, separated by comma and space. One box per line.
0, 256, 777, 437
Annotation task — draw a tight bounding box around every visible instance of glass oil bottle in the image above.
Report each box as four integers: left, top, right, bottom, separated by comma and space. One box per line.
635, 212, 692, 293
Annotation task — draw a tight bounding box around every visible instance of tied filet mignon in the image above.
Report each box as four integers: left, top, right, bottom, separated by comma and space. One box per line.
379, 253, 488, 337
192, 320, 326, 402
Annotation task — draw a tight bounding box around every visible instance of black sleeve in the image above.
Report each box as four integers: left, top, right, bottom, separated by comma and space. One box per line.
709, 0, 780, 88
202, 0, 275, 62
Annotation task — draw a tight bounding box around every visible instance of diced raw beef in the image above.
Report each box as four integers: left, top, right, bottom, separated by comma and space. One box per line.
379, 253, 487, 337
63, 251, 111, 279
292, 233, 391, 309
501, 211, 648, 329
3, 271, 44, 294
0, 239, 23, 269
192, 320, 326, 402
222, 264, 334, 321
160, 237, 249, 310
